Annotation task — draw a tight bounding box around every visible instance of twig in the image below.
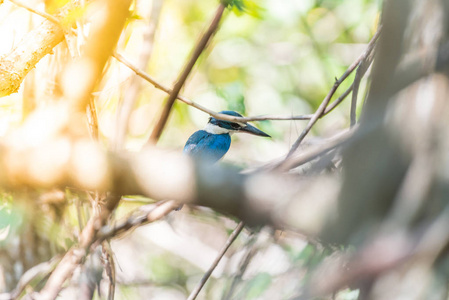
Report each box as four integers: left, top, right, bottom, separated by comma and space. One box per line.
102, 242, 116, 300
8, 0, 60, 25
36, 193, 121, 300
221, 231, 259, 300
249, 127, 355, 173
78, 248, 103, 300
114, 0, 163, 149
277, 127, 355, 172
114, 52, 355, 123
0, 256, 61, 300
283, 28, 382, 159
113, 52, 315, 122
148, 3, 226, 144
187, 221, 245, 300
350, 27, 381, 127
95, 200, 179, 243
87, 99, 99, 140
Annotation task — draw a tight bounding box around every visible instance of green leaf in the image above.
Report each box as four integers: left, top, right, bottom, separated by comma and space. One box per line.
223, 0, 265, 18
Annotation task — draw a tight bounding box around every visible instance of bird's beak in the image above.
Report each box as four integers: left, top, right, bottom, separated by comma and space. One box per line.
239, 123, 271, 137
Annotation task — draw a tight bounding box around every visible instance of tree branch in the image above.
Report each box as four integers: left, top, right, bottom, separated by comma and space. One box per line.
0, 16, 64, 97
61, 0, 132, 113
113, 52, 355, 123
283, 28, 382, 159
114, 0, 163, 149
187, 221, 245, 300
147, 3, 226, 144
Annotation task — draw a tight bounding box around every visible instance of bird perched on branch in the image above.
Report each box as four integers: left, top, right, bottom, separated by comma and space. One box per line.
184, 110, 270, 164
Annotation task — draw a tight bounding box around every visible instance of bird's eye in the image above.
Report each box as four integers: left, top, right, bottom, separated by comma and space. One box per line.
231, 123, 241, 129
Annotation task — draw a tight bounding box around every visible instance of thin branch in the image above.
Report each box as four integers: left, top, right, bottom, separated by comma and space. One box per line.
36, 193, 121, 300
350, 27, 381, 127
87, 100, 99, 140
113, 52, 316, 122
221, 231, 259, 300
8, 0, 60, 25
0, 256, 61, 300
114, 0, 163, 149
62, 0, 132, 113
148, 3, 226, 144
102, 242, 116, 300
276, 127, 356, 172
115, 51, 357, 123
187, 221, 245, 300
95, 200, 179, 243
283, 28, 382, 159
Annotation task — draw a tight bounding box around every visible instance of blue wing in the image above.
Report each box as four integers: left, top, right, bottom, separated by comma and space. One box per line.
183, 130, 231, 163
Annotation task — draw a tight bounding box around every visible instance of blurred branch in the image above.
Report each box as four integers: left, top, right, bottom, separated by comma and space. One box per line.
222, 232, 258, 299
114, 0, 163, 149
277, 127, 356, 172
102, 242, 116, 300
24, 0, 133, 297
283, 28, 382, 160
0, 125, 337, 235
0, 256, 61, 300
307, 205, 449, 298
187, 221, 245, 300
35, 195, 122, 300
252, 127, 355, 173
8, 0, 60, 25
78, 248, 103, 300
95, 200, 179, 244
0, 5, 67, 97
350, 27, 381, 127
87, 100, 99, 140
61, 0, 132, 113
148, 3, 226, 144
34, 200, 178, 299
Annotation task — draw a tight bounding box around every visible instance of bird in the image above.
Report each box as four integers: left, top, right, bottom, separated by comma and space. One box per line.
183, 110, 270, 164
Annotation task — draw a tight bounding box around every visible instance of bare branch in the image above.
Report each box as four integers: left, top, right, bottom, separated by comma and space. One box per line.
0, 256, 61, 300
61, 0, 132, 113
114, 0, 163, 149
102, 242, 116, 300
95, 200, 179, 243
113, 52, 316, 122
148, 4, 226, 144
284, 28, 383, 159
8, 0, 60, 25
277, 127, 355, 172
114, 51, 358, 124
187, 221, 245, 300
350, 27, 381, 127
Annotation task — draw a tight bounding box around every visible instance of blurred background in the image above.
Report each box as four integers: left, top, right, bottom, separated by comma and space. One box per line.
0, 0, 380, 299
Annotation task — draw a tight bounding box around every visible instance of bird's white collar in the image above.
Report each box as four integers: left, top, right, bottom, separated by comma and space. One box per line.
204, 123, 232, 135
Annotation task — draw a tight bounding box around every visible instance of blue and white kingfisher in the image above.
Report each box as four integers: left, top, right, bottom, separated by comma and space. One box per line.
183, 110, 270, 163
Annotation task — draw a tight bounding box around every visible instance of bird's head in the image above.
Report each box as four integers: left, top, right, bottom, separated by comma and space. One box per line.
204, 110, 270, 137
